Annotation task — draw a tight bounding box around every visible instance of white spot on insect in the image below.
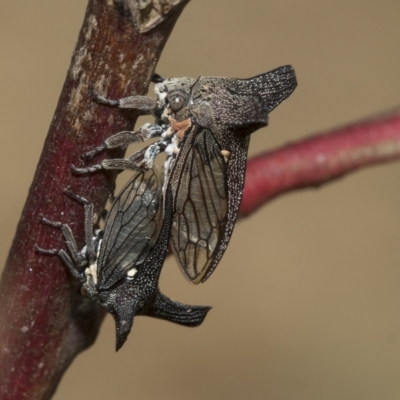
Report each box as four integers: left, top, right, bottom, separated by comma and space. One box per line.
175, 97, 180, 103
155, 86, 168, 109
161, 127, 173, 139
221, 149, 231, 162
38, 362, 44, 369
85, 239, 101, 285
126, 268, 138, 280
165, 143, 174, 157
163, 155, 173, 193
161, 106, 171, 122
20, 326, 29, 333
96, 240, 102, 258
89, 262, 98, 285
85, 267, 91, 282
143, 145, 160, 169
190, 100, 194, 105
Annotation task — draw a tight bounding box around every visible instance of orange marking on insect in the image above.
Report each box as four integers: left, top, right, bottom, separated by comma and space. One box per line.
169, 117, 191, 141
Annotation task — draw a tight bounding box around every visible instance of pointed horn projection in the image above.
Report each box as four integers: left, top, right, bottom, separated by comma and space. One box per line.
100, 183, 210, 351
209, 65, 297, 129
249, 65, 297, 113
222, 65, 297, 114
36, 168, 211, 352
141, 289, 211, 327
104, 289, 138, 351
107, 287, 211, 351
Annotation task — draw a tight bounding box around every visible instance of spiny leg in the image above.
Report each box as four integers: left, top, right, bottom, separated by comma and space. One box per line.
92, 91, 157, 111
73, 141, 166, 174
82, 123, 165, 161
82, 89, 163, 160
72, 158, 139, 175
36, 187, 101, 278
63, 187, 97, 260
38, 215, 87, 268
35, 245, 85, 282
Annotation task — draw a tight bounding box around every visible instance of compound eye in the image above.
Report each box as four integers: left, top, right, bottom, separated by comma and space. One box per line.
168, 92, 187, 112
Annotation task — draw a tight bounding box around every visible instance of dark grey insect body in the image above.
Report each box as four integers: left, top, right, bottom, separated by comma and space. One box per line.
36, 168, 210, 350
75, 65, 297, 284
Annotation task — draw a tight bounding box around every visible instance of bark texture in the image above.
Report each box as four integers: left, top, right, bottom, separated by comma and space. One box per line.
0, 1, 188, 398
240, 108, 400, 217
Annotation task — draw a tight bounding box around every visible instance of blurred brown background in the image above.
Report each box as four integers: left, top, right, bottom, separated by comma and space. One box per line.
1, 1, 400, 399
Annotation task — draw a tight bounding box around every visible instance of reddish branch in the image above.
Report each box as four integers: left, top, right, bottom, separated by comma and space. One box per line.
240, 108, 400, 217
0, 1, 188, 399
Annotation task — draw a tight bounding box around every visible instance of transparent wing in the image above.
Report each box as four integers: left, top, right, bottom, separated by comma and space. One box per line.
169, 125, 228, 284
97, 168, 162, 289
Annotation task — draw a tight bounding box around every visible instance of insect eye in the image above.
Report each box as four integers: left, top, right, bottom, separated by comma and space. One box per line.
168, 92, 187, 112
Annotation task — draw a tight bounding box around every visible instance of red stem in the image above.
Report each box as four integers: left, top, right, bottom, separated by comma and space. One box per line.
240, 108, 400, 217
0, 1, 188, 399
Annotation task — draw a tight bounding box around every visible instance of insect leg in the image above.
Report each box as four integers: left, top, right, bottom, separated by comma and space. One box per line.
92, 91, 157, 112
73, 140, 167, 174
72, 158, 138, 174
82, 123, 165, 161
142, 289, 211, 327
38, 215, 87, 268
35, 245, 86, 282
100, 141, 165, 170
63, 188, 97, 260
142, 142, 163, 169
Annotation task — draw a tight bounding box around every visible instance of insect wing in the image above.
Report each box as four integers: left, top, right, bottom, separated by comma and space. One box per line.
97, 168, 162, 289
168, 124, 228, 284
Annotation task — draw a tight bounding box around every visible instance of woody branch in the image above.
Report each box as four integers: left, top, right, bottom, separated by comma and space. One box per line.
0, 1, 189, 399
240, 108, 400, 217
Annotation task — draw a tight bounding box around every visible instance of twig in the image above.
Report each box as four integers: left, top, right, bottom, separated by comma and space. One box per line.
240, 108, 400, 217
0, 1, 188, 399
